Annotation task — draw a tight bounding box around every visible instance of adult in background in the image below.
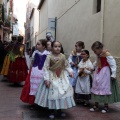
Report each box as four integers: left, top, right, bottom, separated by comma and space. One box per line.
7, 36, 28, 85
46, 32, 54, 42
0, 35, 7, 72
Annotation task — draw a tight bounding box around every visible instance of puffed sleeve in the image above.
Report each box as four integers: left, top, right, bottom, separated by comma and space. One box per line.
31, 50, 37, 60
43, 55, 50, 81
89, 60, 94, 70
107, 56, 116, 78
84, 60, 94, 74
68, 54, 73, 64
65, 60, 73, 73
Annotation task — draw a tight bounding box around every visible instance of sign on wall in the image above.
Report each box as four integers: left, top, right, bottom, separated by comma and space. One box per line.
13, 24, 19, 36
48, 18, 56, 30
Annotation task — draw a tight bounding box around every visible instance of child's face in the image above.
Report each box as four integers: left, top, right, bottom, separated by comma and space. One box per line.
52, 42, 61, 54
81, 51, 89, 60
36, 41, 45, 51
93, 48, 103, 56
75, 43, 82, 52
47, 41, 52, 51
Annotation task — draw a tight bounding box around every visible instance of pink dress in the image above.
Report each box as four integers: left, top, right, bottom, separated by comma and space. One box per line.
91, 57, 112, 95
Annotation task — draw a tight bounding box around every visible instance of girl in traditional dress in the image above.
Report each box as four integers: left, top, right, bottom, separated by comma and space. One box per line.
20, 39, 49, 105
90, 41, 120, 113
75, 50, 94, 106
7, 36, 28, 84
47, 41, 52, 52
35, 41, 75, 119
68, 41, 85, 87
1, 41, 14, 76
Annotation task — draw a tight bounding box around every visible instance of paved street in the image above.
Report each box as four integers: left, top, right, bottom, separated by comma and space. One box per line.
0, 75, 120, 120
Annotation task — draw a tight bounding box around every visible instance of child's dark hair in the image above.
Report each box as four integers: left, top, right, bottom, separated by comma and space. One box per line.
81, 49, 90, 58
47, 41, 52, 44
38, 39, 47, 48
18, 36, 23, 43
51, 41, 64, 54
51, 41, 61, 48
61, 45, 64, 54
76, 41, 85, 49
91, 41, 104, 50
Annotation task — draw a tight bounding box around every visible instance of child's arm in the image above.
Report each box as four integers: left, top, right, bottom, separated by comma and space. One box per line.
84, 61, 94, 74
68, 54, 75, 66
30, 50, 36, 69
65, 60, 74, 77
107, 56, 116, 79
43, 55, 51, 87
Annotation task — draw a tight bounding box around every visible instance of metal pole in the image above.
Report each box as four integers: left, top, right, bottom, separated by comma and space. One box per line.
55, 17, 57, 41
100, 0, 105, 43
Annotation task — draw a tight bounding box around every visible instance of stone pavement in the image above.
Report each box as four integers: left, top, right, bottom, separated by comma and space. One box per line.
0, 75, 120, 120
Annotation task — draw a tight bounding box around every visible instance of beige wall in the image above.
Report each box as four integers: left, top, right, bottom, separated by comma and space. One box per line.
55, 0, 101, 55
37, 0, 120, 86
103, 0, 120, 57
30, 7, 39, 46
48, 0, 80, 18
38, 0, 101, 55
38, 0, 120, 57
38, 0, 48, 39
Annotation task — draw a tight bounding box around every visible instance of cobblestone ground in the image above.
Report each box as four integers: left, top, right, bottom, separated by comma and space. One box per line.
0, 75, 120, 120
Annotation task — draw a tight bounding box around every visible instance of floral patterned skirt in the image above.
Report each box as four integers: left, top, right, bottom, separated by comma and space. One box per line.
35, 80, 76, 110
7, 57, 28, 82
92, 79, 120, 103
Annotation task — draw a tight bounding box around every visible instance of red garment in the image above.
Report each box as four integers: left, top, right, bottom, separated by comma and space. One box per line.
97, 57, 109, 73
8, 57, 28, 82
20, 69, 35, 105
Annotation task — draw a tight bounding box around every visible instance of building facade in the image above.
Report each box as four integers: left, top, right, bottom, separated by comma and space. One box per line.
0, 0, 13, 42
24, 0, 31, 51
29, 5, 39, 47
37, 0, 120, 85
25, 0, 39, 51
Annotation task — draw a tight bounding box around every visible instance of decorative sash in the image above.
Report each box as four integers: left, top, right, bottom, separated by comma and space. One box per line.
49, 53, 65, 77
97, 50, 110, 73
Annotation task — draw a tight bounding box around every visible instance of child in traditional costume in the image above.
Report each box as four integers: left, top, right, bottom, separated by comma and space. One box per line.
90, 41, 120, 113
7, 36, 28, 84
75, 50, 94, 106
1, 51, 11, 76
20, 39, 49, 105
68, 41, 85, 87
47, 41, 52, 52
35, 41, 75, 119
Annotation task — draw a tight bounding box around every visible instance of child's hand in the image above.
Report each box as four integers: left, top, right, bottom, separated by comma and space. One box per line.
45, 81, 50, 87
69, 72, 74, 78
80, 68, 84, 72
70, 62, 75, 66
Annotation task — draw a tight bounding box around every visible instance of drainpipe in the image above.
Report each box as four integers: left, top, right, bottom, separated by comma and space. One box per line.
55, 17, 57, 41
100, 0, 105, 43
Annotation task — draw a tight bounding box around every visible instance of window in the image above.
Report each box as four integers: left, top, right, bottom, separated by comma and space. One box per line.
93, 0, 101, 13
97, 0, 101, 12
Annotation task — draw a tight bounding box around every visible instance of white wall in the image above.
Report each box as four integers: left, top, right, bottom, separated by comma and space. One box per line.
38, 0, 120, 57
103, 0, 120, 57
38, 0, 48, 39
30, 8, 39, 47
48, 0, 101, 55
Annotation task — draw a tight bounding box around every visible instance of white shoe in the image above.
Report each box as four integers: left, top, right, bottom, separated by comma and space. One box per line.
60, 112, 66, 117
90, 108, 95, 112
90, 106, 99, 112
49, 114, 55, 119
101, 108, 109, 113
